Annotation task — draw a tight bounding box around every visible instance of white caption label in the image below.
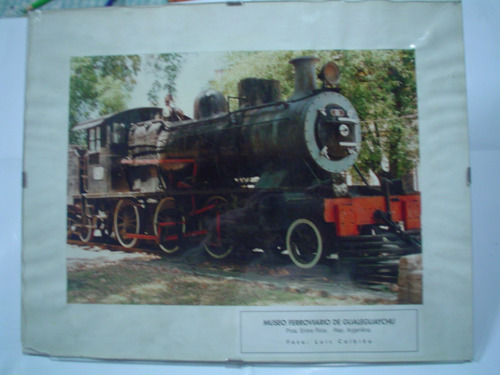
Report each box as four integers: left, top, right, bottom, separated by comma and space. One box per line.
240, 309, 418, 353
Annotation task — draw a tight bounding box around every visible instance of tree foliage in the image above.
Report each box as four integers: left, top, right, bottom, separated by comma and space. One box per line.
69, 55, 141, 122
69, 55, 141, 144
335, 50, 418, 179
69, 53, 184, 145
210, 50, 418, 179
144, 53, 185, 106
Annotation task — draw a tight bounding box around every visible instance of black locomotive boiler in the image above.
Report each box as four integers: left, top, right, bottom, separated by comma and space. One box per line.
67, 56, 421, 270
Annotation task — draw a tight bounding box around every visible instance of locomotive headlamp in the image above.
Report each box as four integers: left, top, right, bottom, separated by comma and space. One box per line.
318, 61, 340, 86
339, 124, 350, 137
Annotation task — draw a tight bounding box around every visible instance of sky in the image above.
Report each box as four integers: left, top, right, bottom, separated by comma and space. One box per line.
128, 52, 227, 118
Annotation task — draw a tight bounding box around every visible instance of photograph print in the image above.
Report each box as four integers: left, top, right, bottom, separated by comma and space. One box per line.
66, 49, 422, 306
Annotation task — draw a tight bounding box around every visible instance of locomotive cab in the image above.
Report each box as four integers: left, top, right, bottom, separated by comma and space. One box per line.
71, 107, 163, 195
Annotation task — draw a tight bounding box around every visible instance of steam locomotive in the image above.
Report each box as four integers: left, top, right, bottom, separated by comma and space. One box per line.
67, 56, 421, 270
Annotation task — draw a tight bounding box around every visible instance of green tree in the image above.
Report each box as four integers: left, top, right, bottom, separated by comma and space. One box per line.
334, 50, 418, 179
145, 53, 185, 106
69, 53, 184, 145
69, 55, 141, 144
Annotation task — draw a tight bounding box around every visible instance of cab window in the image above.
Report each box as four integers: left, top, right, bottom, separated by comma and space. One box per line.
88, 127, 102, 151
112, 122, 127, 144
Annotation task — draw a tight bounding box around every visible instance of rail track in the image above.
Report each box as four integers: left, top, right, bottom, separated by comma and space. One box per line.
67, 228, 421, 288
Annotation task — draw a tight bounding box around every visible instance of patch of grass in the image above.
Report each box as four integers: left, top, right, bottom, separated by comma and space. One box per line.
68, 263, 174, 303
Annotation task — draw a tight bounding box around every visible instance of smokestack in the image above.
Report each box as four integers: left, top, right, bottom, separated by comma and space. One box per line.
289, 56, 319, 100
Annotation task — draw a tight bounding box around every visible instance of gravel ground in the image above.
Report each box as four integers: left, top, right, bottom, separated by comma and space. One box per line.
66, 244, 398, 305
66, 244, 161, 272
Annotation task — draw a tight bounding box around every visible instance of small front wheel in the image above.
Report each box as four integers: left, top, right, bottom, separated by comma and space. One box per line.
286, 218, 324, 269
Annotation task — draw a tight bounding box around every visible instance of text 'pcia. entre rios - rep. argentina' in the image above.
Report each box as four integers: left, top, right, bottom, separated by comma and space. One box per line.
240, 310, 418, 353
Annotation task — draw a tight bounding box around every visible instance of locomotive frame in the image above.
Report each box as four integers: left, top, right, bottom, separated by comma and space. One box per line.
67, 54, 421, 272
